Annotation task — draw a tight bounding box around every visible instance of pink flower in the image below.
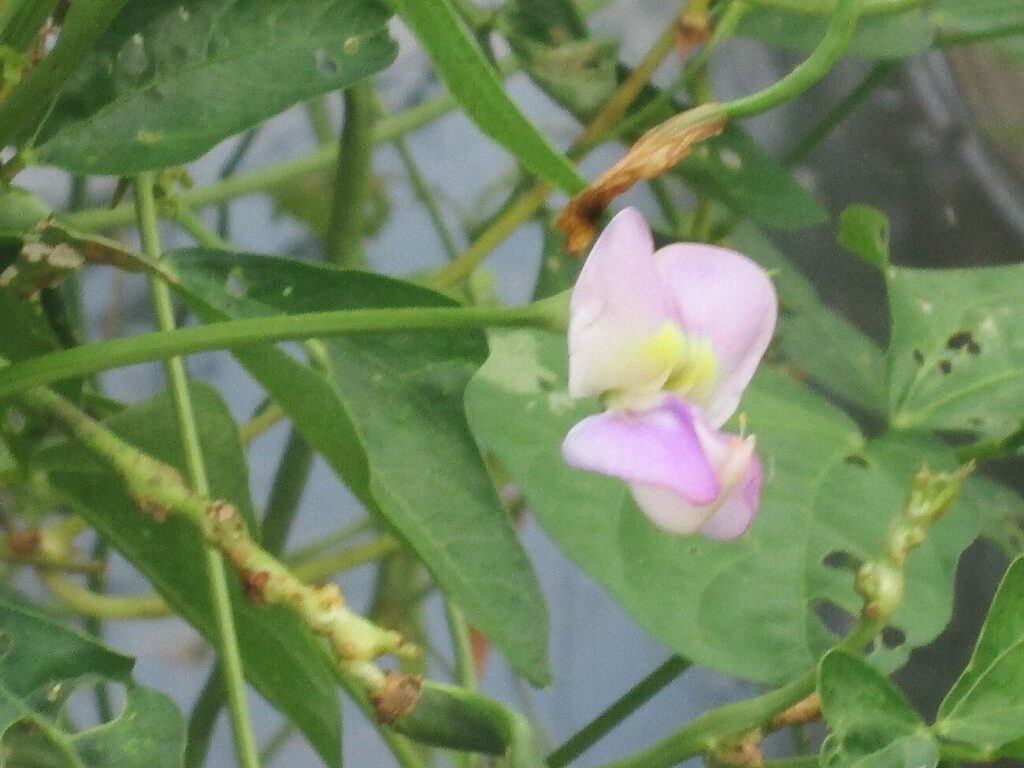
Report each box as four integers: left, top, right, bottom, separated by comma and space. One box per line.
561, 208, 776, 538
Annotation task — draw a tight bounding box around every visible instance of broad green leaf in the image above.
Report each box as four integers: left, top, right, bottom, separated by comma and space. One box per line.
532, 211, 582, 300
886, 263, 1024, 433
35, 383, 342, 765
730, 224, 887, 413
163, 249, 551, 685
838, 204, 890, 270
391, 0, 585, 195
738, 8, 935, 59
466, 330, 981, 683
929, 0, 1024, 36
0, 600, 186, 768
935, 556, 1024, 755
502, 0, 618, 116
819, 650, 937, 768
678, 128, 826, 230
34, 0, 396, 174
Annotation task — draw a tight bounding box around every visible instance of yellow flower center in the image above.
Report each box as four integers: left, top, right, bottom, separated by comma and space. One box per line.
606, 321, 718, 410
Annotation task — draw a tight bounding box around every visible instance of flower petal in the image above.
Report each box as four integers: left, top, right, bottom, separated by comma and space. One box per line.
654, 243, 777, 426
568, 207, 679, 400
561, 399, 719, 505
629, 483, 716, 534
699, 454, 762, 540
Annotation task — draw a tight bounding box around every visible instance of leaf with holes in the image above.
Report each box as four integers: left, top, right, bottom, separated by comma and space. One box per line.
819, 650, 938, 768
162, 249, 551, 686
33, 0, 396, 174
887, 263, 1024, 434
0, 600, 186, 768
935, 557, 1024, 757
737, 7, 934, 59
466, 330, 983, 683
35, 383, 343, 765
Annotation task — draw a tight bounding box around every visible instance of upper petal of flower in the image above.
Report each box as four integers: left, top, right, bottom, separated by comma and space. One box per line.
568, 207, 680, 400
561, 398, 719, 505
654, 243, 777, 426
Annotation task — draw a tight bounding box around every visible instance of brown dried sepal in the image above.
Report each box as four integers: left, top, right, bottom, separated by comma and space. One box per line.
7, 528, 41, 555
556, 103, 727, 252
676, 14, 711, 56
769, 692, 821, 730
371, 672, 423, 725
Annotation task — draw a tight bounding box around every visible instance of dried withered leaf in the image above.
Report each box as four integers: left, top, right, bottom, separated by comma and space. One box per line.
556, 103, 726, 252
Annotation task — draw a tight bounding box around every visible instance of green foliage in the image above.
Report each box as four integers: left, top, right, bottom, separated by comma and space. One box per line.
930, 0, 1024, 35
731, 224, 888, 414
465, 330, 982, 683
838, 204, 890, 270
738, 8, 935, 59
33, 0, 397, 174
0, 600, 186, 768
886, 263, 1024, 433
502, 0, 619, 116
35, 383, 343, 765
935, 556, 1024, 757
390, 0, 585, 194
164, 249, 551, 685
819, 650, 938, 768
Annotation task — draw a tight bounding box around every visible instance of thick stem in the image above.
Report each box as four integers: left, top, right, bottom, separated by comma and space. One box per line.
0, 301, 561, 399
723, 0, 861, 120
135, 173, 262, 768
326, 82, 374, 267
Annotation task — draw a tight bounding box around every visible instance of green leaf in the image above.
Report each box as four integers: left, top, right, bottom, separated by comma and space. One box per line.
929, 0, 1024, 36
502, 0, 619, 116
738, 8, 935, 59
163, 249, 551, 685
0, 186, 51, 235
935, 556, 1024, 756
886, 262, 1024, 433
678, 127, 827, 230
730, 224, 887, 413
0, 600, 186, 768
819, 650, 937, 768
34, 0, 396, 174
465, 330, 981, 683
531, 211, 582, 300
838, 204, 890, 270
35, 383, 342, 765
390, 0, 585, 194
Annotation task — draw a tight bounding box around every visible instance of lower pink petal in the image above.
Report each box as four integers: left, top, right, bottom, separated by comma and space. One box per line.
561, 399, 719, 505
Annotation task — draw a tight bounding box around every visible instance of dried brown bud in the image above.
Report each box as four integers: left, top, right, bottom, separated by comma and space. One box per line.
371, 673, 423, 725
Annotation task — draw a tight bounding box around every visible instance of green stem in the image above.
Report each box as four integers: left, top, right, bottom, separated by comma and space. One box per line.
135, 173, 261, 768
745, 0, 920, 15
175, 205, 232, 249
0, 0, 132, 147
285, 517, 373, 565
394, 135, 460, 259
260, 431, 313, 554
595, 671, 817, 768
936, 22, 1024, 47
723, 0, 861, 120
546, 655, 692, 768
292, 535, 399, 583
306, 96, 336, 145
783, 60, 898, 167
956, 422, 1024, 464
216, 128, 261, 239
41, 571, 168, 619
326, 82, 374, 267
444, 600, 477, 690
0, 301, 560, 399
84, 535, 113, 721
62, 78, 467, 232
184, 667, 227, 768
259, 720, 296, 766
430, 183, 551, 288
